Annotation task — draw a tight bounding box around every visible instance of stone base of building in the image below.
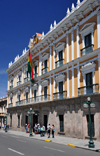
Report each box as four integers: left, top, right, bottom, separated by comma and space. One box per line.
7, 94, 100, 141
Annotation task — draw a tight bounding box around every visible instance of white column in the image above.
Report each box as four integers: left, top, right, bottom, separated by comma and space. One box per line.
71, 29, 74, 60
77, 25, 79, 58
72, 65, 74, 97
77, 63, 80, 88
30, 84, 32, 98
66, 32, 69, 63
97, 10, 100, 48
98, 54, 100, 92
53, 43, 55, 69
67, 68, 69, 98
50, 77, 51, 100
50, 45, 51, 70
53, 76, 55, 93
39, 55, 41, 76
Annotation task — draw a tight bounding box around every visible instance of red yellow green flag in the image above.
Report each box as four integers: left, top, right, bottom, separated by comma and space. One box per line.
28, 50, 34, 83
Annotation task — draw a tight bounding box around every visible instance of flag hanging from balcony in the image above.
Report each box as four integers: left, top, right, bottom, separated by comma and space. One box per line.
28, 49, 34, 83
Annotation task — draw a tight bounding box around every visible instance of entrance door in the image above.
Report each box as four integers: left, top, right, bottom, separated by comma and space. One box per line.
44, 115, 47, 130
86, 72, 93, 94
87, 114, 95, 137
33, 114, 38, 132
59, 81, 63, 99
25, 115, 28, 124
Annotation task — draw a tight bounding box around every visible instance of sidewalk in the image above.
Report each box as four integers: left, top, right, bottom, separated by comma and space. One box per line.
0, 129, 100, 152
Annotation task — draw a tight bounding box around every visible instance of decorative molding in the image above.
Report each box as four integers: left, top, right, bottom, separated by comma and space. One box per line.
55, 74, 65, 83
81, 62, 96, 74
41, 79, 48, 87
17, 90, 21, 95
80, 22, 95, 36
32, 83, 38, 90
24, 87, 29, 93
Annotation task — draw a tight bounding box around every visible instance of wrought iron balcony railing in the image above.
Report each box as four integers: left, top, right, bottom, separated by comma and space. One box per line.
53, 91, 67, 100
42, 67, 48, 75
55, 59, 64, 68
17, 81, 21, 86
81, 44, 94, 56
10, 85, 13, 90
16, 94, 50, 106
78, 84, 99, 96
8, 103, 13, 108
24, 77, 29, 83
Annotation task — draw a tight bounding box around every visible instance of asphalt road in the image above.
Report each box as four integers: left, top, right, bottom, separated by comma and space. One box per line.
0, 133, 99, 156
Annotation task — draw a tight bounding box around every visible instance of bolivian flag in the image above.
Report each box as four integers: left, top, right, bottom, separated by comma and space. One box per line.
28, 50, 34, 83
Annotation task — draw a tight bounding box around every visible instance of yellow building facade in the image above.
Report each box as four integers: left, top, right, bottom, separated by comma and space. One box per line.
6, 0, 100, 140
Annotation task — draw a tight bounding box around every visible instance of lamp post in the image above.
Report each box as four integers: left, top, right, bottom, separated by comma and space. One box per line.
83, 97, 95, 148
27, 108, 35, 137
5, 113, 9, 132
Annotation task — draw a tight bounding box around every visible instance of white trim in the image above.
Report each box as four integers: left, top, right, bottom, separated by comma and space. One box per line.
72, 66, 74, 97
77, 25, 79, 58
98, 53, 100, 92
67, 69, 69, 98
30, 85, 32, 98
66, 33, 69, 62
71, 29, 74, 60
77, 63, 80, 88
39, 55, 41, 76
53, 76, 55, 93
53, 44, 55, 69
55, 74, 65, 92
97, 10, 100, 48
50, 46, 51, 70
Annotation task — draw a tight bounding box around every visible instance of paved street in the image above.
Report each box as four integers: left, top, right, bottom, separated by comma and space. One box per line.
0, 132, 100, 156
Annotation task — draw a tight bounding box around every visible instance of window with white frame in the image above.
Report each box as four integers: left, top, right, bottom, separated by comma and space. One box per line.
42, 53, 49, 74
55, 42, 65, 68
80, 23, 95, 56
81, 62, 96, 95
41, 79, 49, 101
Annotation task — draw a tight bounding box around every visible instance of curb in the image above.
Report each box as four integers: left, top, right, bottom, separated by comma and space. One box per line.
68, 144, 75, 147
75, 146, 100, 152
45, 140, 52, 142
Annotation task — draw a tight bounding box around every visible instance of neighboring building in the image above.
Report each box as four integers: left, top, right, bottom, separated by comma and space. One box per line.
6, 0, 100, 140
0, 97, 7, 128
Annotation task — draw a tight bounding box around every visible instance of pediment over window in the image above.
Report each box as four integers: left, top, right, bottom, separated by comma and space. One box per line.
41, 80, 48, 86
56, 42, 65, 51
24, 87, 29, 93
81, 62, 96, 74
80, 23, 95, 35
55, 74, 65, 82
32, 83, 38, 89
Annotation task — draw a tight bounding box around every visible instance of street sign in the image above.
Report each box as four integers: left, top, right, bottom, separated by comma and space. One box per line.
83, 103, 88, 108
90, 103, 95, 108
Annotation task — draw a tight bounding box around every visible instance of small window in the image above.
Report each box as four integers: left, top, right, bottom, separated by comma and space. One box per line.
44, 60, 47, 68
26, 92, 28, 103
18, 115, 20, 127
18, 95, 20, 102
10, 97, 12, 104
59, 115, 64, 132
11, 80, 13, 86
19, 75, 21, 82
35, 66, 37, 74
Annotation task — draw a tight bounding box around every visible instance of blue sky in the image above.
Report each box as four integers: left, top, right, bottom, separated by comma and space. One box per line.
0, 0, 82, 97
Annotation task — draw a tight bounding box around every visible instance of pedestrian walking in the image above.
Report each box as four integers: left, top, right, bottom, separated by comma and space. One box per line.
47, 124, 51, 138
25, 123, 28, 133
51, 124, 55, 138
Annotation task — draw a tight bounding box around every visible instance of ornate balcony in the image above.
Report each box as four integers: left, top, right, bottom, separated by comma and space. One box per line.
81, 44, 94, 56
8, 103, 13, 108
17, 81, 21, 86
53, 91, 67, 100
55, 59, 64, 68
78, 84, 99, 96
24, 77, 29, 83
16, 94, 50, 106
42, 67, 48, 75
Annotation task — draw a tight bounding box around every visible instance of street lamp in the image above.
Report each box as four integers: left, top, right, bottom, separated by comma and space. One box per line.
4, 113, 9, 132
27, 108, 35, 137
83, 97, 95, 148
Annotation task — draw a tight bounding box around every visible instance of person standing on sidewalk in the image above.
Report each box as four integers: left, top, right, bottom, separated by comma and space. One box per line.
47, 124, 51, 138
51, 124, 55, 138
